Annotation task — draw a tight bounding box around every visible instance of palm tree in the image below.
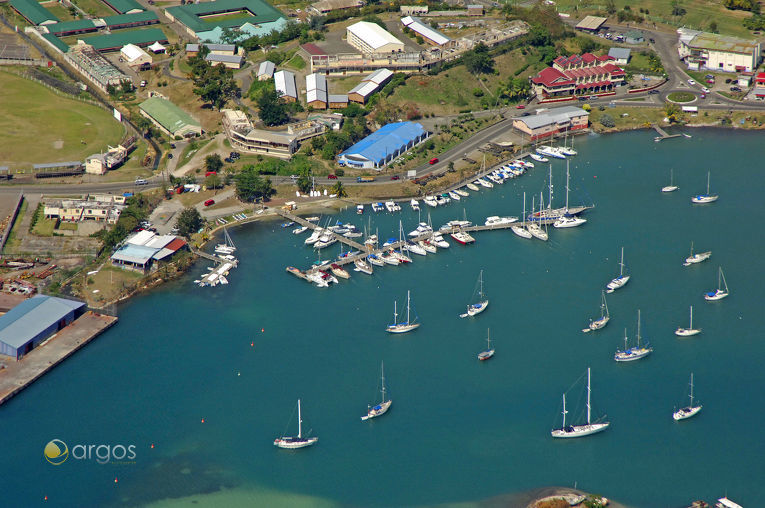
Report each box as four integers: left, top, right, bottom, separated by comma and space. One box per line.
331, 181, 348, 198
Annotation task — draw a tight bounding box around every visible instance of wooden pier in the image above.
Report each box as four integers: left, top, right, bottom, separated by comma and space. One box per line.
652, 124, 682, 141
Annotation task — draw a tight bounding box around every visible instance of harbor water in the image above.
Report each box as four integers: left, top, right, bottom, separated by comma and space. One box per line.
2, 128, 764, 507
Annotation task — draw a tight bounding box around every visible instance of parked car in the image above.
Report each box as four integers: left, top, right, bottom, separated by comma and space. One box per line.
578, 96, 588, 101
327, 174, 337, 179
516, 104, 525, 109
687, 79, 696, 85
390, 175, 400, 180
429, 157, 439, 164
290, 174, 299, 180
205, 171, 217, 177
224, 157, 233, 163
701, 87, 710, 93
204, 199, 215, 206
135, 178, 148, 185
730, 86, 742, 92
167, 153, 173, 159
648, 89, 660, 94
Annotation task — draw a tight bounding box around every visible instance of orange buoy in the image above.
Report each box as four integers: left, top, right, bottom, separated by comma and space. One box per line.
250, 342, 254, 347
201, 418, 205, 423
114, 477, 118, 483
261, 328, 264, 332
150, 443, 155, 449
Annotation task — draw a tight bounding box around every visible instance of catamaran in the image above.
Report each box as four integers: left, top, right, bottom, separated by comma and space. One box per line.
614, 310, 653, 362
662, 168, 679, 192
477, 329, 495, 361
386, 291, 420, 333
683, 241, 711, 266
704, 266, 729, 301
537, 145, 565, 159
361, 362, 392, 421
450, 231, 476, 245
691, 171, 718, 203
551, 367, 609, 438
460, 269, 488, 318
673, 373, 702, 421
606, 247, 630, 293
582, 291, 609, 333
675, 306, 701, 336
215, 227, 236, 254
274, 399, 318, 449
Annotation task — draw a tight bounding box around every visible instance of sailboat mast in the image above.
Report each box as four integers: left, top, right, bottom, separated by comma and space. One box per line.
690, 306, 693, 328
565, 160, 570, 211
297, 399, 303, 439
479, 270, 484, 299
637, 310, 641, 347
562, 393, 567, 428
406, 291, 411, 325
522, 192, 526, 225
619, 247, 625, 276
587, 367, 592, 425
689, 373, 694, 406
381, 361, 386, 403
393, 301, 398, 325
548, 165, 553, 209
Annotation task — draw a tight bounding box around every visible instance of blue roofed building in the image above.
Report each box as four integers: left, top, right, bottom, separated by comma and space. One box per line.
338, 122, 429, 170
0, 296, 87, 360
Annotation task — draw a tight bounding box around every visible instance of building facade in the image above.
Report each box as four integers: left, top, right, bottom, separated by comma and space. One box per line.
530, 53, 625, 98
678, 29, 761, 73
346, 21, 405, 54
512, 106, 589, 141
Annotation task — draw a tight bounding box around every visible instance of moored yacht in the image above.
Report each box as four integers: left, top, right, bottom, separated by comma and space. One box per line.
450, 231, 475, 245
536, 145, 565, 159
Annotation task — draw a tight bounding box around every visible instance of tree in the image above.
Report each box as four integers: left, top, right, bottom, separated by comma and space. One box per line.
664, 101, 680, 123
330, 181, 347, 197
205, 173, 223, 190
176, 207, 204, 238
257, 87, 290, 126
599, 113, 616, 128
191, 61, 238, 110
204, 154, 223, 173
605, 0, 616, 14
463, 43, 494, 74
296, 167, 312, 194
709, 20, 718, 33
234, 165, 275, 201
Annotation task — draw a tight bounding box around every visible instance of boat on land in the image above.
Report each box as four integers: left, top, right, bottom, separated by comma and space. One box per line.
274, 399, 318, 449
477, 329, 495, 361
662, 169, 679, 192
354, 258, 373, 275
460, 269, 488, 318
361, 362, 392, 421
673, 373, 702, 421
704, 266, 729, 301
551, 367, 609, 438
386, 290, 420, 334
675, 306, 701, 337
536, 145, 565, 159
582, 291, 609, 333
530, 153, 548, 162
691, 171, 718, 203
410, 199, 420, 211
466, 183, 480, 192
683, 241, 711, 266
614, 310, 653, 362
606, 247, 630, 293
450, 231, 475, 245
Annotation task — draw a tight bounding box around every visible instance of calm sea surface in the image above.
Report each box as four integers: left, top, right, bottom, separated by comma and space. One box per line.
2, 128, 764, 507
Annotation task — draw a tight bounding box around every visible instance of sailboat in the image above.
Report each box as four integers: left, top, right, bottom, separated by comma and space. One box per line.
386, 290, 420, 333
274, 399, 318, 449
582, 290, 609, 333
606, 247, 630, 293
551, 367, 609, 438
460, 269, 488, 318
511, 192, 533, 239
554, 162, 587, 228
675, 306, 701, 336
614, 310, 653, 362
673, 373, 702, 421
662, 169, 679, 192
526, 194, 549, 240
361, 362, 392, 421
683, 241, 711, 266
691, 171, 718, 203
215, 227, 236, 254
704, 266, 729, 301
477, 328, 495, 361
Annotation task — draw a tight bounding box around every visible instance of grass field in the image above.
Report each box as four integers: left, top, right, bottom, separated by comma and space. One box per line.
668, 91, 696, 102
71, 0, 114, 17
285, 53, 305, 70
43, 3, 76, 21
0, 72, 125, 169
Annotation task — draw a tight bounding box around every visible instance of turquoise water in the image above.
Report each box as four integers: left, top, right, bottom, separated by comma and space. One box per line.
2, 128, 764, 507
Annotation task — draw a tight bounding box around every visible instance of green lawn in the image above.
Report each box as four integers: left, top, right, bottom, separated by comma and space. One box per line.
71, 0, 114, 17
0, 71, 125, 169
202, 10, 252, 23
32, 218, 56, 237
43, 2, 77, 21
285, 53, 305, 70
667, 91, 696, 102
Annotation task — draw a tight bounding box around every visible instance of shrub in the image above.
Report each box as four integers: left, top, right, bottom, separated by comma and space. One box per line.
599, 113, 616, 128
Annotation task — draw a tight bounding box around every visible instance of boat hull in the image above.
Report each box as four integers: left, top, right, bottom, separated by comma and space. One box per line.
691, 195, 718, 203
511, 225, 533, 239
467, 300, 489, 317
274, 437, 318, 449
551, 422, 609, 438
704, 290, 728, 301
673, 405, 702, 421
661, 185, 679, 192
683, 252, 711, 266
587, 316, 609, 331
606, 275, 630, 292
675, 328, 701, 337
361, 400, 392, 421
386, 323, 420, 333
614, 347, 652, 362
477, 349, 495, 361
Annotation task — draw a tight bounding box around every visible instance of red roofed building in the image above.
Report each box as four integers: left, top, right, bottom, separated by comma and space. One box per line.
756, 72, 765, 85
531, 53, 626, 98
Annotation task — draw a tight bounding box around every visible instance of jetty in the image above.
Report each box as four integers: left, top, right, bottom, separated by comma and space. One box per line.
652, 124, 682, 141
192, 249, 238, 287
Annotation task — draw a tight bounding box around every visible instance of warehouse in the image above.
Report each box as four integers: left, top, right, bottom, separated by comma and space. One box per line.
77, 28, 168, 52
44, 19, 100, 37
0, 296, 86, 360
102, 0, 145, 14
274, 69, 297, 102
401, 16, 452, 47
9, 0, 59, 25
512, 106, 589, 141
338, 121, 428, 169
103, 11, 160, 30
65, 42, 131, 92
205, 52, 244, 69
121, 43, 152, 68
309, 0, 363, 14
139, 96, 202, 138
346, 21, 405, 54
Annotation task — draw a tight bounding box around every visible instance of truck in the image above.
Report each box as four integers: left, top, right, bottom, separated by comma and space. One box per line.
357, 176, 376, 183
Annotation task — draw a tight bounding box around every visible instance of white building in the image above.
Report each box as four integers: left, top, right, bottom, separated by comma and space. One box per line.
678, 29, 761, 73
401, 16, 452, 47
257, 60, 275, 80
274, 70, 297, 102
120, 44, 152, 68
306, 73, 328, 109
346, 21, 405, 54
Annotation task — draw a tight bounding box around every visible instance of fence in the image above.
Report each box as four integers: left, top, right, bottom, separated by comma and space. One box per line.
0, 58, 48, 66
0, 194, 25, 256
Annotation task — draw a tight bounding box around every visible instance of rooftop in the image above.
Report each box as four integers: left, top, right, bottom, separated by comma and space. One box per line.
165, 0, 284, 34
340, 121, 426, 163
102, 11, 159, 27
401, 16, 450, 46
517, 106, 589, 129
205, 53, 243, 64
347, 21, 404, 50
689, 32, 760, 54
274, 69, 297, 98
0, 296, 86, 349
575, 15, 607, 31
44, 19, 98, 35
77, 28, 168, 51
111, 243, 160, 265
10, 0, 59, 25
363, 68, 393, 85
102, 0, 144, 14
257, 60, 275, 76
608, 47, 631, 60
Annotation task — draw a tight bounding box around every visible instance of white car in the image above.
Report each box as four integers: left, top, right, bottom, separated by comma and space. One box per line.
701, 86, 710, 93
687, 79, 696, 85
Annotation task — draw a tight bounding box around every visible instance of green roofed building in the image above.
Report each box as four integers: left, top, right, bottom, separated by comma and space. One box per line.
139, 97, 202, 138
165, 0, 285, 43
10, 0, 59, 25
44, 19, 100, 36
41, 32, 70, 53
101, 0, 144, 14
102, 11, 159, 29
77, 28, 168, 52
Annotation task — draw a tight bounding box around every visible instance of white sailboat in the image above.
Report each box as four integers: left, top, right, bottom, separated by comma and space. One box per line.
466, 183, 480, 192
662, 169, 679, 192
704, 266, 729, 301
215, 227, 236, 254
526, 194, 549, 241
691, 171, 718, 203
477, 328, 495, 361
386, 290, 420, 333
361, 362, 392, 421
614, 310, 653, 362
673, 373, 702, 421
675, 306, 701, 336
354, 258, 373, 275
512, 192, 533, 239
582, 290, 609, 333
683, 241, 711, 266
460, 269, 488, 318
554, 162, 587, 228
551, 367, 609, 438
606, 247, 630, 293
274, 399, 318, 449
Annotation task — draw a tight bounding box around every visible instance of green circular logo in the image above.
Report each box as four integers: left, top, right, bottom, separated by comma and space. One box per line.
44, 439, 69, 465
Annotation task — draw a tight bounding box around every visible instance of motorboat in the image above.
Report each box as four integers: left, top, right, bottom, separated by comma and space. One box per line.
450, 231, 475, 245
477, 178, 493, 188
410, 199, 420, 211
423, 196, 438, 207
436, 195, 449, 206
356, 204, 364, 214
304, 228, 323, 245
484, 216, 518, 226
403, 242, 427, 256
455, 189, 469, 197
292, 226, 308, 234
431, 234, 450, 248
536, 145, 565, 159
530, 153, 548, 162
553, 215, 587, 228
409, 222, 433, 237
371, 202, 384, 212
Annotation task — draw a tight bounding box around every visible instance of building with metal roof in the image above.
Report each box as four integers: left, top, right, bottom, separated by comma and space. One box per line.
40, 32, 70, 53
76, 28, 168, 52
110, 243, 160, 272
309, 0, 363, 14
348, 81, 379, 104
205, 52, 244, 68
679, 30, 761, 73
257, 60, 275, 80
363, 68, 393, 86
43, 19, 100, 37
346, 21, 405, 54
10, 0, 59, 25
221, 109, 298, 158
274, 69, 297, 102
165, 0, 285, 42
328, 94, 348, 108
0, 295, 86, 360
401, 16, 451, 47
139, 96, 202, 138
338, 121, 428, 169
102, 11, 159, 29
65, 42, 131, 92
607, 47, 631, 65
121, 43, 152, 67
512, 106, 589, 141
575, 15, 607, 32
102, 0, 144, 14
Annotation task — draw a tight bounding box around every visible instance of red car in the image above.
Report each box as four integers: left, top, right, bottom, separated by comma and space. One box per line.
516, 104, 526, 109
390, 175, 400, 180
327, 174, 338, 179
205, 171, 217, 177
429, 157, 439, 164
204, 199, 215, 206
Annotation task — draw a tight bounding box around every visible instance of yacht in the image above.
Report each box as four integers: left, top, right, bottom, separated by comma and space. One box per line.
386, 290, 420, 333
305, 228, 323, 245
614, 310, 653, 362
691, 171, 718, 203
554, 215, 587, 228
675, 306, 701, 337
274, 399, 318, 449
403, 242, 427, 256
423, 196, 438, 207
450, 231, 475, 245
431, 234, 450, 248
484, 216, 518, 226
536, 145, 565, 159
551, 368, 609, 438
448, 190, 461, 201
530, 153, 548, 162
410, 199, 420, 211
408, 222, 433, 237
477, 178, 493, 188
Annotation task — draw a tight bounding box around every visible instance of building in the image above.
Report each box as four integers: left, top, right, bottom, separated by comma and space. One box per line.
348, 81, 377, 104
186, 43, 200, 57
346, 21, 405, 54
575, 15, 607, 33
625, 30, 644, 44
43, 19, 101, 37
139, 97, 202, 138
9, 0, 59, 25
205, 52, 244, 69
400, 5, 428, 15
328, 94, 348, 108
165, 0, 286, 44
103, 11, 159, 30
401, 16, 452, 47
76, 28, 168, 52
306, 73, 328, 109
102, 0, 145, 14
148, 41, 165, 54
363, 68, 394, 86
120, 43, 152, 68
678, 29, 761, 73
530, 53, 625, 98
44, 195, 126, 222
512, 106, 589, 141
85, 142, 131, 174
466, 4, 484, 16
206, 43, 237, 55
274, 69, 297, 102
222, 109, 297, 158
111, 231, 188, 272
0, 296, 87, 360
257, 60, 275, 80
607, 47, 631, 66
309, 0, 363, 14
338, 121, 428, 169
65, 42, 131, 92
